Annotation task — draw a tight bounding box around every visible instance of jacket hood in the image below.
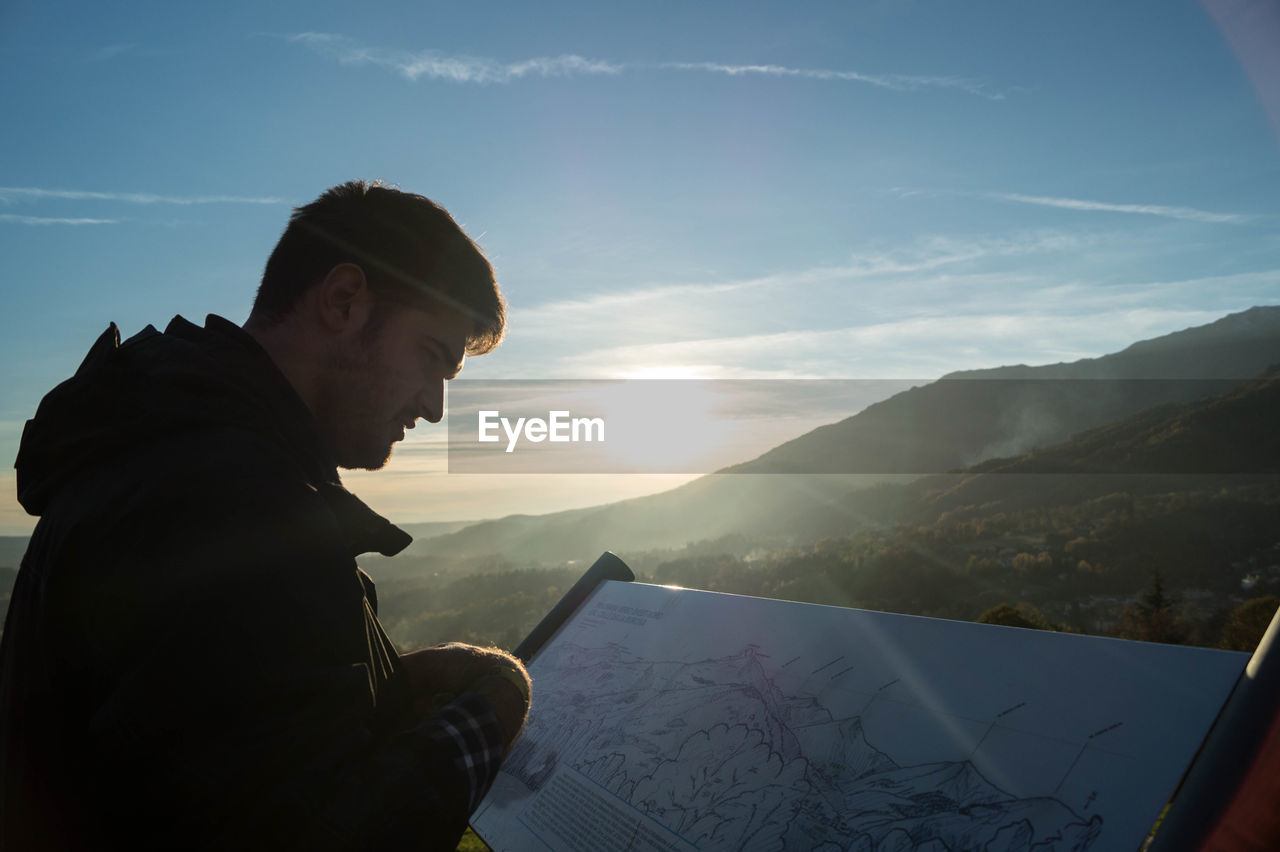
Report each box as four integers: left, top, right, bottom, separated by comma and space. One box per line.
16, 315, 411, 558
16, 315, 333, 518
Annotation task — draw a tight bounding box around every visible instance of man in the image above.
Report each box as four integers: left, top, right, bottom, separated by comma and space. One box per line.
0, 181, 530, 850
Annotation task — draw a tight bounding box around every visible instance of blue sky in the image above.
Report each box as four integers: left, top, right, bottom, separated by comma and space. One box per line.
2, 0, 1278, 533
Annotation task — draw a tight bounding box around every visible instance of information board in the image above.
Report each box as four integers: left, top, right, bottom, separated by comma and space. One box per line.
472, 581, 1247, 851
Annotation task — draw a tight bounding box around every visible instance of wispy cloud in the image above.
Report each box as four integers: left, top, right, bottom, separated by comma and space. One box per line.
513, 229, 1087, 328
0, 213, 118, 226
661, 62, 1004, 100
285, 33, 1002, 98
486, 225, 1275, 381
286, 33, 622, 83
991, 192, 1249, 224
0, 187, 284, 206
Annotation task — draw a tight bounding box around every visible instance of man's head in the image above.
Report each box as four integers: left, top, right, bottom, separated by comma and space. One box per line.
246, 181, 505, 470
252, 180, 504, 351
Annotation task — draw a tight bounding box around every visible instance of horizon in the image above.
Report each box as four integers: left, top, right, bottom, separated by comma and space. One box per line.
3, 0, 1279, 534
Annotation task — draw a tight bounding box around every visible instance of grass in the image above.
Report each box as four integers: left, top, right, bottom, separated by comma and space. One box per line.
457, 828, 491, 851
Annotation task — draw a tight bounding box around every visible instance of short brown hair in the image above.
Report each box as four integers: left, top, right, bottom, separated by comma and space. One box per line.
254, 180, 505, 354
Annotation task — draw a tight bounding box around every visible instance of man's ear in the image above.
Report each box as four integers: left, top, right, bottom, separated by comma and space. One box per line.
316, 263, 373, 334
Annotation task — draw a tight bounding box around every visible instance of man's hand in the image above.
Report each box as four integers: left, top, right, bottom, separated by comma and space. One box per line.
400, 643, 531, 754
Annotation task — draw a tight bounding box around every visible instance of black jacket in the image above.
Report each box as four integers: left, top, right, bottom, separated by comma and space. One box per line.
0, 316, 473, 850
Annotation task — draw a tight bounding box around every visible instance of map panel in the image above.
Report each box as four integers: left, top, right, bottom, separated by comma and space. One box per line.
472, 581, 1247, 851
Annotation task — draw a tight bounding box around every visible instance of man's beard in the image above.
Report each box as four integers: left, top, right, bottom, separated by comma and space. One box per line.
315, 339, 396, 471
335, 430, 394, 471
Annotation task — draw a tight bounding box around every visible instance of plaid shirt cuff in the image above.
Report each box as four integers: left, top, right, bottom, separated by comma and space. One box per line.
422, 692, 506, 813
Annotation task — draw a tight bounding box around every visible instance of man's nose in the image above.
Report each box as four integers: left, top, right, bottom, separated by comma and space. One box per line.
418, 378, 445, 424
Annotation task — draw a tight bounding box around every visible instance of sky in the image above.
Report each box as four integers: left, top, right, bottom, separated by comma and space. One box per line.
1, 0, 1278, 534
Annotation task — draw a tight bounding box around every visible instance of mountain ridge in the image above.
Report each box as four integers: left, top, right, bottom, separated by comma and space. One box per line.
726, 305, 1280, 476
408, 306, 1280, 562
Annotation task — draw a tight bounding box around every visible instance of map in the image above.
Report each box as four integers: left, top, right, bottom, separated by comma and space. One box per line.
471, 581, 1247, 851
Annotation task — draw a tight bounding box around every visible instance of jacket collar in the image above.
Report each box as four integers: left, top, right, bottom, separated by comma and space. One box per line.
314, 481, 413, 558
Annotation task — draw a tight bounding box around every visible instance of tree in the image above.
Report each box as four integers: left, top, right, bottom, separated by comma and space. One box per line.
1011, 552, 1038, 574
1112, 570, 1192, 645
1220, 596, 1280, 652
977, 603, 1054, 631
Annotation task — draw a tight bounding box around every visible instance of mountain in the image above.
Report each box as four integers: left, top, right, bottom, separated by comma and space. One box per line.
970, 365, 1280, 476
396, 472, 899, 563
411, 306, 1280, 563
620, 369, 1280, 640
0, 537, 29, 569
871, 363, 1280, 527
395, 520, 480, 540
725, 305, 1280, 475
